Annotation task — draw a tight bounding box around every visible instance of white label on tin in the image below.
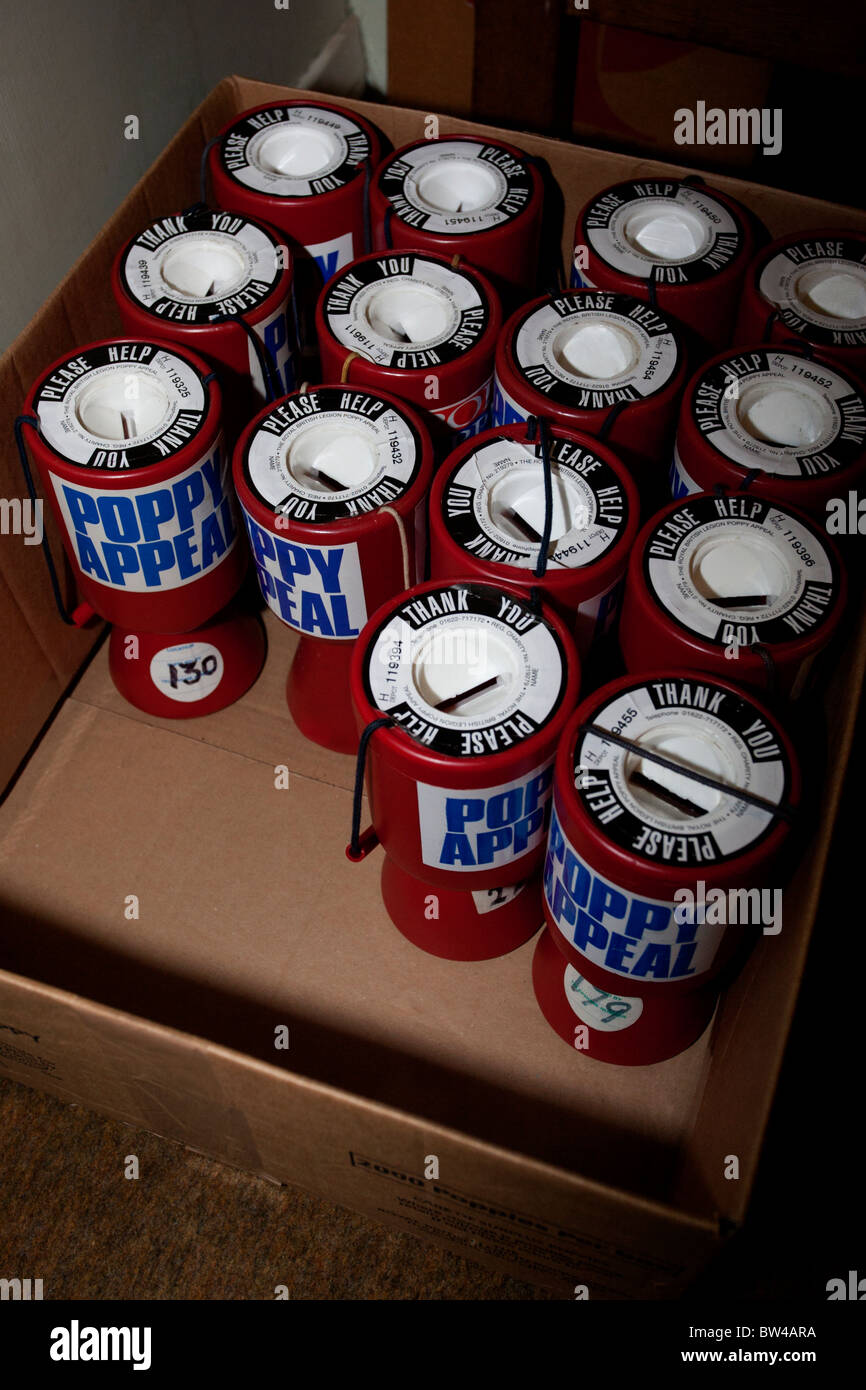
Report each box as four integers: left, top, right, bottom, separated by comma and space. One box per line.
584, 183, 740, 282
248, 300, 296, 401
418, 763, 554, 872
669, 442, 701, 500
306, 230, 356, 284
244, 390, 419, 521
492, 373, 529, 427
122, 219, 283, 318
689, 349, 866, 478
221, 105, 371, 198
149, 640, 225, 702
380, 140, 532, 236
563, 965, 644, 1031
242, 511, 367, 638
51, 440, 238, 592
323, 253, 487, 368
471, 880, 529, 914
512, 295, 679, 405
573, 679, 789, 862
34, 345, 208, 468
759, 241, 866, 346
363, 584, 567, 756
644, 497, 837, 647
442, 437, 626, 571
544, 801, 727, 983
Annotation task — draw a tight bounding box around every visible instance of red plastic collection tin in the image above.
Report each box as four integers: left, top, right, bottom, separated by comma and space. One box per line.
571, 177, 757, 349
735, 229, 866, 383
670, 345, 866, 518
23, 338, 242, 632
208, 100, 386, 280
428, 421, 640, 654
492, 289, 688, 483
316, 250, 502, 443
349, 578, 581, 957
620, 491, 847, 698
370, 134, 543, 298
543, 671, 800, 997
112, 207, 295, 430
207, 100, 386, 357
233, 384, 434, 753
108, 604, 266, 718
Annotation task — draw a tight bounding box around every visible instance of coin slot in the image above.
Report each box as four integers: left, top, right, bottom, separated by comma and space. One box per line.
552, 320, 639, 381
736, 381, 828, 449
365, 283, 453, 345
623, 205, 708, 262
413, 159, 500, 215
160, 237, 248, 300
75, 372, 171, 441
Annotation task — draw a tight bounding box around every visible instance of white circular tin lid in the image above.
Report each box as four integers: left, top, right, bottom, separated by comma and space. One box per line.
689, 349, 866, 478
574, 676, 792, 862
510, 292, 681, 408
219, 104, 372, 197
581, 180, 744, 284
33, 342, 210, 469
378, 138, 534, 235
323, 253, 489, 369
242, 386, 423, 523
120, 210, 285, 321
758, 236, 866, 348
363, 583, 568, 756
643, 495, 838, 646
441, 434, 630, 570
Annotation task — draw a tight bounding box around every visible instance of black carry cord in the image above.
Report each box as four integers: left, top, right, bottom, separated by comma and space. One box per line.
347, 717, 393, 861
13, 414, 78, 625
199, 136, 222, 208
209, 311, 283, 403
525, 414, 555, 580
182, 194, 285, 405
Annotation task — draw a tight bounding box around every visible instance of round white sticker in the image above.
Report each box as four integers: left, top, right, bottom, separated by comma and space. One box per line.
243, 387, 421, 521
644, 496, 837, 647
689, 349, 866, 477
758, 239, 866, 347
323, 253, 488, 368
220, 104, 372, 198
583, 181, 742, 283
121, 212, 283, 320
363, 583, 568, 756
149, 641, 225, 702
563, 964, 644, 1031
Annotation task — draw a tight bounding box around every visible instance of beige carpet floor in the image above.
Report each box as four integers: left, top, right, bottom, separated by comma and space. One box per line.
0, 1075, 551, 1300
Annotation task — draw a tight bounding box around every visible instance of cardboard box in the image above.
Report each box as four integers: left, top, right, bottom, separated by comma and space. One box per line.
1, 76, 864, 1299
